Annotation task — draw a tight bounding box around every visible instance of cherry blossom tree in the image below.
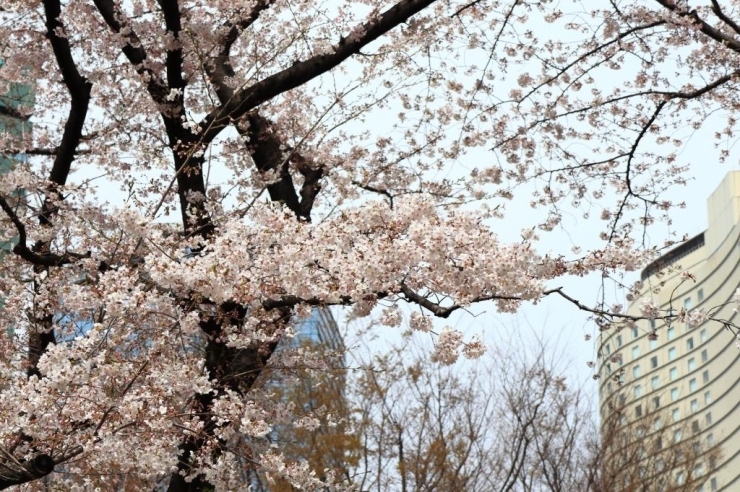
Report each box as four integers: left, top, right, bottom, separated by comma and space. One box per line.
0, 0, 737, 490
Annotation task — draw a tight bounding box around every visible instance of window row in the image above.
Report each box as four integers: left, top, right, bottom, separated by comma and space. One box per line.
606, 324, 709, 361
630, 351, 708, 380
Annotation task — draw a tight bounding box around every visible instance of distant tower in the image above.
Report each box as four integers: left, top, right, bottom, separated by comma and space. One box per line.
599, 172, 740, 491
1, 57, 34, 246
0, 58, 34, 326
249, 308, 352, 491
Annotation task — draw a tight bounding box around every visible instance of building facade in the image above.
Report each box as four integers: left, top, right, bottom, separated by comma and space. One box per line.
0, 57, 33, 249
249, 308, 353, 491
0, 57, 34, 171
0, 58, 34, 322
599, 171, 740, 491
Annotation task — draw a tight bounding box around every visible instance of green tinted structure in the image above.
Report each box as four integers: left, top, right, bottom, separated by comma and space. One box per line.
0, 57, 33, 240
0, 58, 35, 139
0, 58, 34, 326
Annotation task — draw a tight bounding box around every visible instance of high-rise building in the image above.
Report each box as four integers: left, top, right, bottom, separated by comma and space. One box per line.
0, 57, 34, 169
249, 308, 354, 491
0, 58, 34, 322
599, 172, 740, 491
280, 308, 345, 356
0, 57, 34, 243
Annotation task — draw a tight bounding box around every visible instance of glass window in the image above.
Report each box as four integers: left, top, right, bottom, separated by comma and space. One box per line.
684, 297, 692, 309
654, 417, 662, 430
634, 385, 643, 398
687, 337, 694, 351
633, 365, 641, 378
668, 327, 675, 340
700, 328, 707, 343
651, 376, 660, 390
617, 334, 623, 347
668, 347, 677, 361
635, 404, 642, 418
703, 370, 709, 384
705, 391, 711, 405
711, 477, 717, 491
692, 420, 700, 433
632, 327, 639, 339
650, 338, 658, 350
652, 396, 660, 409
651, 356, 658, 369
605, 344, 611, 356
702, 349, 708, 363
606, 363, 612, 375
698, 288, 704, 301
632, 345, 640, 359
688, 357, 696, 371
674, 429, 682, 443
706, 412, 712, 425
689, 378, 697, 392
672, 408, 680, 421
690, 399, 698, 413
650, 319, 656, 330
669, 367, 678, 381
671, 387, 679, 401
707, 433, 714, 446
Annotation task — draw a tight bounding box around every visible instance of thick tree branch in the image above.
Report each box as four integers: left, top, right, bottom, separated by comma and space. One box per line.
206, 13, 324, 221
92, 0, 213, 237
294, 152, 324, 219
0, 105, 30, 121
0, 445, 82, 490
200, 0, 439, 145
0, 453, 54, 490
42, 0, 92, 216
0, 196, 89, 266
157, 0, 186, 91
238, 113, 325, 220
1, 147, 90, 156
17, 0, 96, 384
654, 0, 740, 53
207, 0, 276, 102
710, 0, 740, 37
91, 0, 170, 104
242, 113, 302, 215
199, 0, 435, 221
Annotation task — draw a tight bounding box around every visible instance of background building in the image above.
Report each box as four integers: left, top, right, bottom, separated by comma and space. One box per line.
599, 171, 740, 491
0, 58, 34, 324
249, 307, 356, 491
0, 56, 34, 174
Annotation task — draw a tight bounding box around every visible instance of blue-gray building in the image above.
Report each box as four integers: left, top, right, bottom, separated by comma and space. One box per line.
0, 58, 34, 323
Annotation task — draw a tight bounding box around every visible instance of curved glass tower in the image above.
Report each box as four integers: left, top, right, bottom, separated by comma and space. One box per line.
599, 172, 740, 491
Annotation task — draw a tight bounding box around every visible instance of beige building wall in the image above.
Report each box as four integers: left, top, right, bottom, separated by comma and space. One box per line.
599, 171, 740, 492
